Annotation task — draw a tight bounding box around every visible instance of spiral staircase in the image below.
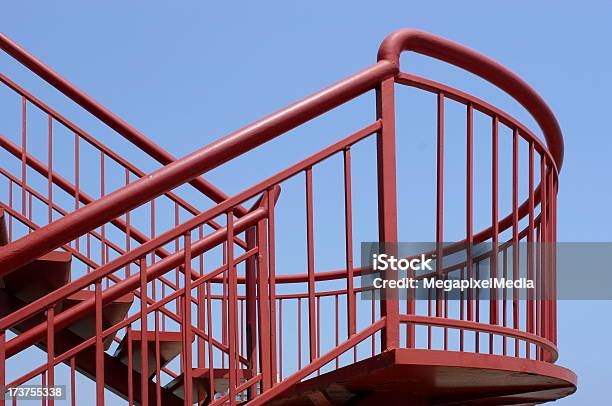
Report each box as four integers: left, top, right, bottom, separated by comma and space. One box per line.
0, 29, 576, 405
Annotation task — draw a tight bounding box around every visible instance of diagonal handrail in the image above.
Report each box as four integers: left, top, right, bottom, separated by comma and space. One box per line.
0, 61, 395, 277
0, 32, 247, 215
0, 133, 247, 250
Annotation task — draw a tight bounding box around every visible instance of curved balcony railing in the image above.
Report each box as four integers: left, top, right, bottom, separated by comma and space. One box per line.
0, 29, 564, 405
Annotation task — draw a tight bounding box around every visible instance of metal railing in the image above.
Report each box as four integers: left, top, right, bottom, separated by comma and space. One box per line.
0, 29, 563, 405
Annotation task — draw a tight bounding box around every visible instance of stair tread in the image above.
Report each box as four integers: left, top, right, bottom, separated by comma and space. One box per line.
114, 329, 192, 378
63, 290, 134, 350
0, 250, 71, 304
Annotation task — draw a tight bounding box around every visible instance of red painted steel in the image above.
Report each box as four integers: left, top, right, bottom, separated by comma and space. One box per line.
0, 28, 573, 405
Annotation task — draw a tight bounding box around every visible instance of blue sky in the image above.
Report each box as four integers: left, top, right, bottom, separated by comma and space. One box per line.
1, 1, 611, 404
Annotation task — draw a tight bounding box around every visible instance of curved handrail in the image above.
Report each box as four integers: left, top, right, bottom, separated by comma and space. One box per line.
378, 28, 563, 170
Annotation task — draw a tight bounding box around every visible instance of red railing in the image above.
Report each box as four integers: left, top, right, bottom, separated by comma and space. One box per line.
0, 60, 247, 280
0, 28, 563, 405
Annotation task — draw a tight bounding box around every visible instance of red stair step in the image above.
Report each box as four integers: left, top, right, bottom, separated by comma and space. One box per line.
0, 207, 71, 305
0, 250, 71, 305
62, 290, 134, 350
114, 330, 192, 378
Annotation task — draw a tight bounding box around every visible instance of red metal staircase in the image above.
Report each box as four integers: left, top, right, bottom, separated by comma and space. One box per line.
0, 29, 576, 405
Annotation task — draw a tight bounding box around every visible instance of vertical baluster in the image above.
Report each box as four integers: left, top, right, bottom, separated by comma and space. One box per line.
95, 280, 104, 405
245, 227, 257, 399
125, 169, 131, 278
343, 148, 356, 342
240, 299, 244, 368
222, 242, 228, 353
540, 158, 548, 358
465, 103, 473, 354
535, 226, 541, 360
527, 142, 535, 359
460, 266, 465, 352
174, 203, 181, 354
87, 233, 91, 275
21, 97, 26, 218
75, 133, 81, 253
371, 297, 375, 356
297, 299, 302, 369
139, 259, 149, 406
155, 310, 161, 406
47, 115, 53, 224
490, 116, 499, 354
74, 133, 80, 211
46, 305, 55, 406
502, 248, 508, 355
266, 188, 278, 385
70, 357, 76, 406
305, 168, 316, 364
150, 199, 156, 263
1, 329, 5, 406
278, 299, 283, 380
335, 295, 339, 368
198, 226, 207, 372
551, 169, 557, 345
28, 192, 33, 225
226, 213, 237, 405
376, 77, 399, 350
512, 128, 520, 356
475, 262, 480, 353
100, 152, 106, 269
8, 180, 13, 240
547, 166, 554, 349
427, 285, 432, 349
256, 217, 272, 391
206, 282, 215, 401
436, 92, 445, 321
183, 231, 194, 406
127, 325, 133, 406
316, 296, 321, 375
